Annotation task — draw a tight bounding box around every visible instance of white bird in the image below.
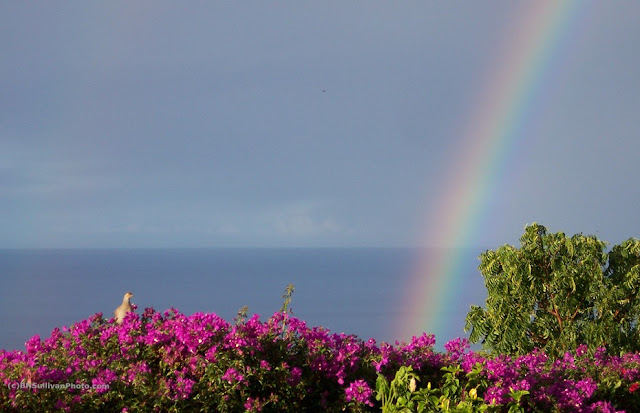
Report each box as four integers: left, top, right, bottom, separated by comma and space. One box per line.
114, 291, 134, 324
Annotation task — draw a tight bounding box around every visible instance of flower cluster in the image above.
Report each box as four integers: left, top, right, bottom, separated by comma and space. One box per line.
345, 379, 374, 407
1, 309, 640, 411
446, 342, 640, 412
0, 308, 440, 412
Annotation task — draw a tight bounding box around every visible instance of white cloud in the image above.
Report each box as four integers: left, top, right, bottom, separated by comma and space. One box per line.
274, 203, 342, 236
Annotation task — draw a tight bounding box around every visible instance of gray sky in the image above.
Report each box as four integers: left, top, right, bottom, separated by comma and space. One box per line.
2, 2, 639, 248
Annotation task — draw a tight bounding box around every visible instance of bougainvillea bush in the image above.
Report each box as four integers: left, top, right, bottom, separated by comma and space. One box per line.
1, 307, 640, 412
376, 339, 640, 412
0, 306, 441, 412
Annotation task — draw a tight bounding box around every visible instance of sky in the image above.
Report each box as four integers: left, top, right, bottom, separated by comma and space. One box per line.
1, 1, 639, 249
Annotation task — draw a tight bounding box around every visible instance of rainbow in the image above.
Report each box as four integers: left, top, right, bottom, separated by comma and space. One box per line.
398, 0, 590, 345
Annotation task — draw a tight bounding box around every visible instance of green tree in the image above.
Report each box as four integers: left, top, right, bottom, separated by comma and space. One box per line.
465, 223, 640, 357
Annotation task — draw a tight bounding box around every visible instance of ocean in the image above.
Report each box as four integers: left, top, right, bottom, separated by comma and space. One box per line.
0, 248, 488, 352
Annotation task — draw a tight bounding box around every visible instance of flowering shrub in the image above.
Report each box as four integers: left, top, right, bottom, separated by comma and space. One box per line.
377, 339, 640, 412
0, 306, 442, 412
1, 308, 640, 411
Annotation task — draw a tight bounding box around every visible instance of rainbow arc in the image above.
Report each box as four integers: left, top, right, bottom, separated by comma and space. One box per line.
398, 0, 589, 343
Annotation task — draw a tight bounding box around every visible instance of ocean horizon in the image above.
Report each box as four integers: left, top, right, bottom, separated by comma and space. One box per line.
0, 247, 488, 352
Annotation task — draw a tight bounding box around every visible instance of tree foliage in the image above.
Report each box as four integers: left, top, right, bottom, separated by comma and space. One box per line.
465, 223, 640, 357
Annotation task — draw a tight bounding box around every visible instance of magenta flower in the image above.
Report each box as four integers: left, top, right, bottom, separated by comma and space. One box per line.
4, 304, 640, 411
244, 397, 264, 412
288, 366, 302, 386
259, 360, 271, 370
344, 379, 374, 407
222, 367, 244, 383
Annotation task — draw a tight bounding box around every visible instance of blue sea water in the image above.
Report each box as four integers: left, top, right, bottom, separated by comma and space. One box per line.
0, 248, 488, 352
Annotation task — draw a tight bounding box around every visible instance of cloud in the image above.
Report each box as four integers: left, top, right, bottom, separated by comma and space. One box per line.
276, 215, 341, 235
96, 224, 161, 234
274, 203, 342, 236
0, 160, 115, 197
